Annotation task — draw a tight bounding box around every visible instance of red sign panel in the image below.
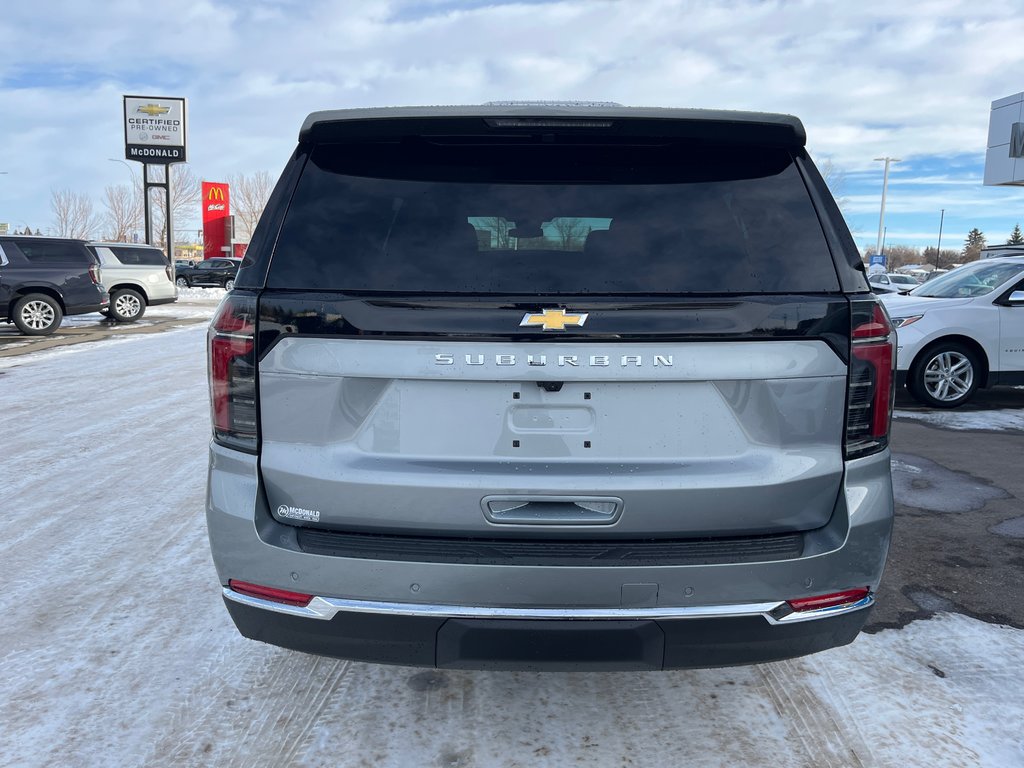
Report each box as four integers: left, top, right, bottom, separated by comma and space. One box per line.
202, 182, 230, 260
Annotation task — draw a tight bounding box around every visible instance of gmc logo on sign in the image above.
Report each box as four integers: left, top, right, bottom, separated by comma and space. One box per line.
1011, 123, 1024, 158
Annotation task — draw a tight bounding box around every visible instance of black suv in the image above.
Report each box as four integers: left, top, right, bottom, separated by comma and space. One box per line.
174, 257, 241, 289
0, 236, 109, 335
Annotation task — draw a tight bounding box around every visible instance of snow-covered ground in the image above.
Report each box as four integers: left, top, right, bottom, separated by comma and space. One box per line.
2, 328, 1024, 767
895, 408, 1024, 432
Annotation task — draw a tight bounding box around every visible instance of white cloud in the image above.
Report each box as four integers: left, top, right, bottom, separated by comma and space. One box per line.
2, 0, 1024, 237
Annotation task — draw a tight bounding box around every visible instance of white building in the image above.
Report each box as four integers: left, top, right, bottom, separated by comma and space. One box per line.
985, 92, 1024, 186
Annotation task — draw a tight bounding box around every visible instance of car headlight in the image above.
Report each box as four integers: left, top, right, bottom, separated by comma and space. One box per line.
890, 315, 923, 329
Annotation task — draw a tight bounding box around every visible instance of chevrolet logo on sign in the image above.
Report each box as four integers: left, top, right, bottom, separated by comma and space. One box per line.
137, 103, 171, 117
520, 309, 589, 331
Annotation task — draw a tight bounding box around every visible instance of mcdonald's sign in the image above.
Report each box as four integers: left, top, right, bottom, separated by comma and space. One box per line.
202, 182, 231, 260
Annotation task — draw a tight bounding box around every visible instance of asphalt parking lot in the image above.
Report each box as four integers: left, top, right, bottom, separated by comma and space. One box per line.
873, 389, 1024, 633
0, 296, 216, 357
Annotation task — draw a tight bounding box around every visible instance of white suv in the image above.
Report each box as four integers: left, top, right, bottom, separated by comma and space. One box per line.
881, 257, 1024, 407
868, 272, 919, 294
89, 243, 177, 322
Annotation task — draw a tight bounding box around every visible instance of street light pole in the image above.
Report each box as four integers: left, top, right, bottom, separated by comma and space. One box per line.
935, 209, 945, 268
874, 156, 901, 257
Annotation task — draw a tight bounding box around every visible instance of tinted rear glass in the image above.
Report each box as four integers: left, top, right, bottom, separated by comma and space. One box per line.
108, 246, 168, 266
269, 142, 839, 294
4, 240, 93, 264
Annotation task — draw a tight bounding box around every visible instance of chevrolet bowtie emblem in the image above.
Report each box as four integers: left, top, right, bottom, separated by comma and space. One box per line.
520, 309, 589, 331
137, 103, 170, 116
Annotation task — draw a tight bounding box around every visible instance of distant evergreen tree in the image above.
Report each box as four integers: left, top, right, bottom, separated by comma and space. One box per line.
962, 228, 986, 261
1008, 223, 1024, 245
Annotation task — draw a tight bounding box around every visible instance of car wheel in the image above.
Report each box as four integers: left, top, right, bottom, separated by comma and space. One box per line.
13, 293, 63, 336
176, 276, 190, 288
109, 288, 146, 323
908, 342, 980, 408
224, 278, 235, 291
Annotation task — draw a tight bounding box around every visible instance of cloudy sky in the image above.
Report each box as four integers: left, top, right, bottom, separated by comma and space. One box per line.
2, 0, 1024, 255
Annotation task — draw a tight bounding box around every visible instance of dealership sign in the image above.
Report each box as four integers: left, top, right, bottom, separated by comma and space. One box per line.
123, 95, 187, 163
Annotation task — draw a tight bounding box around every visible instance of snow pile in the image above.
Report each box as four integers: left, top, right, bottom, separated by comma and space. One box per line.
176, 286, 226, 301
894, 408, 1024, 432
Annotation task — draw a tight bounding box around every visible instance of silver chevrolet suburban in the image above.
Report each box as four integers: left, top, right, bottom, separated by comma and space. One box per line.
205, 104, 895, 670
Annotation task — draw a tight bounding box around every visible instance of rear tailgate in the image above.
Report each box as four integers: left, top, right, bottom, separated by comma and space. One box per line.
257, 297, 850, 538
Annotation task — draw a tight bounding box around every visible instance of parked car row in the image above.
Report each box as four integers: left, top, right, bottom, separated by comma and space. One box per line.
1, 235, 239, 336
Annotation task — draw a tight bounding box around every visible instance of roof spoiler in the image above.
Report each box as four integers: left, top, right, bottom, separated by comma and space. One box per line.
299, 105, 806, 148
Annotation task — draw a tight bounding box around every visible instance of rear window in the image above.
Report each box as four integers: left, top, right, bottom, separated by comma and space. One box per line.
4, 240, 93, 264
108, 246, 168, 266
269, 142, 840, 294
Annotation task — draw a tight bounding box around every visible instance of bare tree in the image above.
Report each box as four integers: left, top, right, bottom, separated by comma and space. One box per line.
478, 217, 512, 249
50, 188, 100, 238
921, 247, 959, 270
819, 158, 848, 213
227, 170, 274, 241
880, 244, 922, 270
552, 217, 589, 250
148, 165, 201, 250
102, 183, 142, 242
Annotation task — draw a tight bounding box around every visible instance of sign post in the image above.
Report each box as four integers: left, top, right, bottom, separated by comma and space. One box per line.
122, 95, 188, 276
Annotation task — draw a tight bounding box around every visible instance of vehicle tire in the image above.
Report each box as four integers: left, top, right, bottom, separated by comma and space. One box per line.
12, 293, 63, 336
224, 278, 235, 291
908, 342, 981, 408
109, 288, 146, 323
176, 276, 190, 288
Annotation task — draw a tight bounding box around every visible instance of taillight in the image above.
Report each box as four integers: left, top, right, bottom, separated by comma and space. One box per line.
209, 293, 258, 452
228, 580, 313, 607
165, 265, 173, 281
845, 299, 895, 459
787, 588, 870, 613
89, 264, 101, 285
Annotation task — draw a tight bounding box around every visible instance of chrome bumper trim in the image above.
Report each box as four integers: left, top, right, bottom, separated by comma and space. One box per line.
222, 588, 874, 624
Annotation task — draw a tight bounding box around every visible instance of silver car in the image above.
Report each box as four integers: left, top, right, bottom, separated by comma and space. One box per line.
205, 105, 895, 670
89, 242, 177, 322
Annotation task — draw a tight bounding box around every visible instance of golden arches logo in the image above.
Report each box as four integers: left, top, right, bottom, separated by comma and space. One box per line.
207, 187, 226, 202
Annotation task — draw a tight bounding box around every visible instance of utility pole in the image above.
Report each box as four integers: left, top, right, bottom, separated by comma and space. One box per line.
874, 157, 901, 258
935, 209, 945, 268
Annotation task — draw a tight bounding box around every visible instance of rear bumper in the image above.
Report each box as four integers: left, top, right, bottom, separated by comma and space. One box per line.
148, 296, 177, 307
223, 593, 872, 670
207, 444, 893, 668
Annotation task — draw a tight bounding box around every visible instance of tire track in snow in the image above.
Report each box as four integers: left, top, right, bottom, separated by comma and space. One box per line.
757, 658, 871, 768
143, 646, 352, 768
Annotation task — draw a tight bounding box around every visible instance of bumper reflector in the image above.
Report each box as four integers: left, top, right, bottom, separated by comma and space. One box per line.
228, 580, 313, 607
787, 588, 870, 613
